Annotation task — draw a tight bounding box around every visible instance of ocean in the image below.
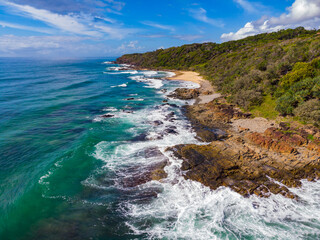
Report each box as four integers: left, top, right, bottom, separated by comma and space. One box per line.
1, 58, 320, 240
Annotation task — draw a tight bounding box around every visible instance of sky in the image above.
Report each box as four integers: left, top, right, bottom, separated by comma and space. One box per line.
0, 0, 320, 58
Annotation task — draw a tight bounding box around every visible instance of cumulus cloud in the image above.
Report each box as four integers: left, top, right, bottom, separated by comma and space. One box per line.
222, 0, 320, 41
117, 40, 142, 53
189, 8, 224, 27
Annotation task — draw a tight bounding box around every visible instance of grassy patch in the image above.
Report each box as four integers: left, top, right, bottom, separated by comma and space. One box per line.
307, 134, 314, 141
250, 95, 279, 119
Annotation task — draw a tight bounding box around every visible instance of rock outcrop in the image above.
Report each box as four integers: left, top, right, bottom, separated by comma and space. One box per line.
168, 88, 200, 100
167, 89, 320, 199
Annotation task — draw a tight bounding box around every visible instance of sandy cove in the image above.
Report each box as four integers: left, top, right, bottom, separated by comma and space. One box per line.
167, 71, 213, 92
167, 71, 222, 105
167, 71, 277, 132
164, 70, 320, 199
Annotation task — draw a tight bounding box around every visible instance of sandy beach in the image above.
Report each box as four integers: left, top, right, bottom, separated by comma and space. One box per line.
167, 71, 212, 91
167, 71, 279, 132
167, 71, 221, 104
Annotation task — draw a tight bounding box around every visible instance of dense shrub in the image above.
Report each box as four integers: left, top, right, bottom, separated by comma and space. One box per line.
231, 89, 263, 110
117, 27, 320, 119
279, 62, 315, 91
275, 93, 297, 115
276, 76, 320, 115
293, 99, 320, 125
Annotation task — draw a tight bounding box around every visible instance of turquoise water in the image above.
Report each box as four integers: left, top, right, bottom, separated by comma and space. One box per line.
1, 58, 320, 240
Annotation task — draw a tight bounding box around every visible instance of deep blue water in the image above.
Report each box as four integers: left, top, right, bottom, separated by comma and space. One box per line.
1, 58, 320, 240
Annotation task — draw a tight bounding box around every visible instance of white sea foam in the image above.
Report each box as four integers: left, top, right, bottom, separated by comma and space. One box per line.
111, 83, 128, 88
123, 159, 320, 239
93, 115, 116, 122
130, 75, 164, 89
119, 64, 132, 68
102, 107, 117, 112
122, 70, 138, 75
165, 71, 176, 78
142, 71, 158, 77
102, 61, 113, 64
87, 76, 320, 239
107, 66, 132, 71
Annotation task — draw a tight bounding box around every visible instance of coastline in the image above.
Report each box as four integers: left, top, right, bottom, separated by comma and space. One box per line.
166, 71, 222, 104
116, 64, 320, 199
162, 69, 320, 199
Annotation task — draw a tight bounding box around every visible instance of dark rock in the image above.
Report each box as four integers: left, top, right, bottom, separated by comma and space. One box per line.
101, 114, 114, 118
122, 110, 134, 113
165, 112, 175, 121
279, 122, 290, 131
120, 159, 168, 188
169, 118, 177, 122
168, 142, 309, 199
164, 128, 178, 135
169, 103, 179, 108
153, 120, 163, 126
162, 103, 179, 108
168, 88, 200, 100
132, 133, 148, 141
195, 126, 227, 142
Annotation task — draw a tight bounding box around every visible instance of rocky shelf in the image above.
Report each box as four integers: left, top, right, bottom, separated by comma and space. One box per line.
167, 88, 320, 199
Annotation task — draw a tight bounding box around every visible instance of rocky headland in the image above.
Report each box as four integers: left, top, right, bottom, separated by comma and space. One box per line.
166, 72, 320, 199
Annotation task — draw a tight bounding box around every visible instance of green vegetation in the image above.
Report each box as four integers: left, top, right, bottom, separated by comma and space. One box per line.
250, 95, 278, 119
117, 27, 320, 125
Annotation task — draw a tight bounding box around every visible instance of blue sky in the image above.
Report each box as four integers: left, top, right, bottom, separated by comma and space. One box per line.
0, 0, 319, 58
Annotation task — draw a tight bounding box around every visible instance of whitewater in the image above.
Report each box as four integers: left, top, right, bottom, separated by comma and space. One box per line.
0, 58, 319, 239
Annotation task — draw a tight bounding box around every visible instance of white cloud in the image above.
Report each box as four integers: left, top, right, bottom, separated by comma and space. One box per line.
94, 24, 137, 39
0, 20, 53, 34
0, 35, 83, 51
0, 0, 136, 39
141, 21, 175, 32
189, 8, 224, 27
8, 0, 125, 14
222, 0, 320, 41
3, 1, 100, 36
270, 0, 320, 25
141, 34, 167, 38
173, 34, 203, 41
234, 0, 257, 12
234, 0, 268, 13
0, 35, 140, 57
117, 41, 142, 53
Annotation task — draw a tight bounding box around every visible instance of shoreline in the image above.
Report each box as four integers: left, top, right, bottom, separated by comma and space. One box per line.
166, 71, 213, 93
162, 69, 320, 199
120, 65, 320, 199
166, 71, 222, 105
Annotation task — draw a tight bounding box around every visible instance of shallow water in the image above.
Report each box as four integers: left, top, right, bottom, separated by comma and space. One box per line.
1, 58, 320, 240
